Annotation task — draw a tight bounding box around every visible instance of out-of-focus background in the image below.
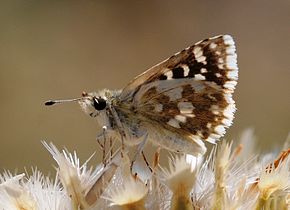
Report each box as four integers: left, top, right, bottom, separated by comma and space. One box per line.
0, 1, 289, 173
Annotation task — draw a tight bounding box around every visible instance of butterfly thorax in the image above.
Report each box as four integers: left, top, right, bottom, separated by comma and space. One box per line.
78, 89, 147, 145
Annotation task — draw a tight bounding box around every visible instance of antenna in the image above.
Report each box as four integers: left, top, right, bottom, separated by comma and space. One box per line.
45, 92, 89, 106
44, 97, 84, 106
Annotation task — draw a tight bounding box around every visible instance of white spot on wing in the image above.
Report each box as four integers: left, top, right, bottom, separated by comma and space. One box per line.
206, 123, 212, 128
223, 35, 235, 46
224, 92, 234, 104
223, 35, 238, 76
206, 132, 223, 144
196, 56, 207, 64
209, 133, 220, 139
209, 42, 217, 49
222, 118, 232, 126
193, 46, 202, 58
206, 136, 216, 144
175, 115, 187, 123
184, 113, 195, 118
223, 81, 237, 90
227, 70, 238, 80
182, 65, 190, 77
214, 125, 226, 135
215, 73, 222, 77
200, 68, 207, 73
193, 46, 207, 64
218, 58, 224, 63
194, 74, 206, 80
226, 46, 236, 54
178, 102, 194, 114
164, 71, 173, 80
210, 105, 220, 115
167, 118, 180, 128
226, 55, 238, 69
223, 103, 236, 119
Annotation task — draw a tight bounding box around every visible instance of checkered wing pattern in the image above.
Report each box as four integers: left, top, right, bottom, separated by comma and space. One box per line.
120, 35, 238, 145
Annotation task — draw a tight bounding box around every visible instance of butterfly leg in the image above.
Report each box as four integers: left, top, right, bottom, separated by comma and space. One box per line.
96, 126, 117, 166
153, 147, 161, 170
141, 150, 152, 173
109, 135, 113, 162
96, 127, 106, 165
130, 133, 153, 173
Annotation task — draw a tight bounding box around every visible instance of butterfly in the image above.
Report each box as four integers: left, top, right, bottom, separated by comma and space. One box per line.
45, 35, 238, 156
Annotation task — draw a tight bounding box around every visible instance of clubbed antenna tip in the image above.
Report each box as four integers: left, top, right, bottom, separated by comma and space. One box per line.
45, 100, 56, 106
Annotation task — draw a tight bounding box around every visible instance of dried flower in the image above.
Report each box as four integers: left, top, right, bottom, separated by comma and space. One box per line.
160, 155, 198, 210
104, 176, 148, 209
0, 130, 289, 210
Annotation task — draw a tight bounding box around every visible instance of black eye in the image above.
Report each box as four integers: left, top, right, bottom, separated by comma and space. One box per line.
93, 97, 107, 110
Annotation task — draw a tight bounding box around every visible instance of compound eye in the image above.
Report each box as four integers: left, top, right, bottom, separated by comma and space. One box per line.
93, 97, 107, 110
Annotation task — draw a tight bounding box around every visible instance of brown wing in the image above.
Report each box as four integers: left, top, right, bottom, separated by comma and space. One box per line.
120, 35, 238, 100
135, 79, 233, 144
120, 35, 238, 144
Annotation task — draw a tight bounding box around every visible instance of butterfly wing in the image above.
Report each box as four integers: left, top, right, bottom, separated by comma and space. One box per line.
119, 35, 238, 153
121, 35, 237, 99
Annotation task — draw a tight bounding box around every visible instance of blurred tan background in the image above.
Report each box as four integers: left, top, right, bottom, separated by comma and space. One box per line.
0, 0, 289, 174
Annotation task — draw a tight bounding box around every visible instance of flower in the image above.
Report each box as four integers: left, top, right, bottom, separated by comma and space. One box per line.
0, 130, 289, 209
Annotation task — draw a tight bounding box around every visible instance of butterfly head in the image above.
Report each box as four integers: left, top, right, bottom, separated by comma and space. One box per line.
45, 90, 112, 118
78, 91, 109, 118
